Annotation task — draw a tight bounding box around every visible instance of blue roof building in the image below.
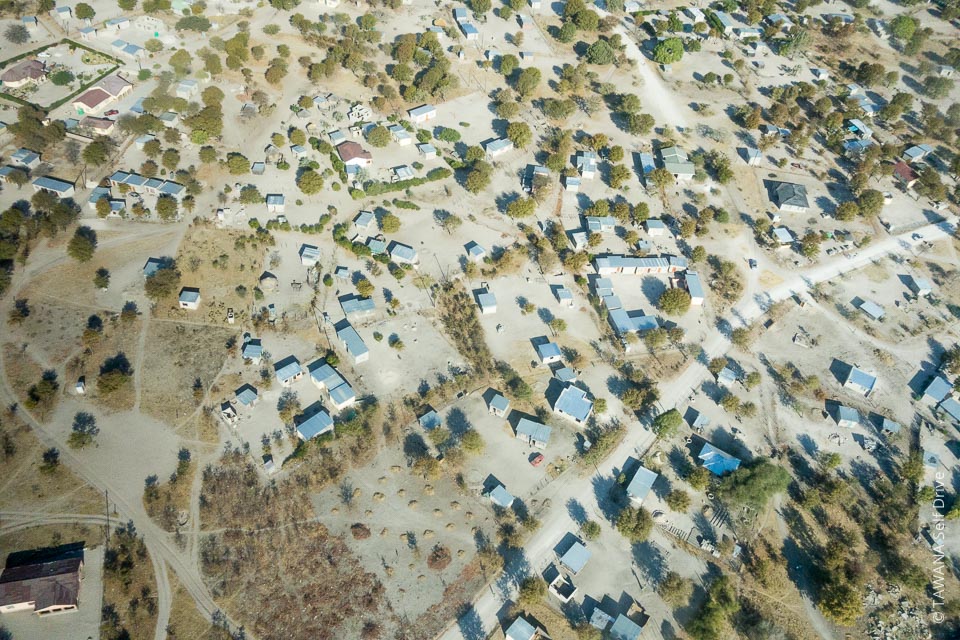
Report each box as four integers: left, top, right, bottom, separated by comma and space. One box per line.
698, 442, 741, 475
924, 376, 952, 403
340, 295, 376, 316
686, 272, 705, 304
554, 383, 593, 424
835, 405, 860, 428
32, 176, 75, 196
274, 356, 303, 385
516, 418, 551, 448
626, 465, 658, 502
143, 257, 163, 278
489, 485, 515, 508
843, 366, 876, 396
483, 137, 514, 157
296, 405, 334, 440
337, 324, 369, 363
178, 287, 200, 308
609, 614, 643, 640
505, 617, 538, 640
537, 342, 562, 363
419, 409, 441, 430
328, 383, 356, 408
241, 338, 262, 361
388, 241, 418, 264
465, 241, 486, 261
559, 540, 591, 574
235, 384, 258, 406
366, 237, 387, 255
489, 393, 510, 416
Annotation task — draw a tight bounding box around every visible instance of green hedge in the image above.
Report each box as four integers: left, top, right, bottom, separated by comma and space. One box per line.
350, 167, 452, 199
0, 42, 57, 71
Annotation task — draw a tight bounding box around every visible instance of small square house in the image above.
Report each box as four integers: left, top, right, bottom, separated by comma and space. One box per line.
537, 342, 562, 364
489, 393, 510, 417
516, 417, 551, 448
299, 244, 320, 266
178, 287, 201, 310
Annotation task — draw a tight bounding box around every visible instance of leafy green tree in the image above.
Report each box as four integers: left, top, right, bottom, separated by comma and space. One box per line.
380, 213, 401, 233
500, 54, 518, 77
296, 169, 324, 194
653, 38, 683, 64
67, 412, 99, 448
687, 575, 739, 640
658, 288, 691, 315
658, 571, 693, 608
176, 15, 211, 32
506, 197, 536, 218
94, 268, 110, 289
616, 505, 653, 542
514, 67, 542, 99
582, 520, 601, 540
161, 148, 180, 171
169, 49, 192, 75
226, 153, 250, 174
367, 125, 391, 147
687, 466, 711, 490
118, 0, 137, 9
586, 39, 615, 64
356, 278, 374, 297
156, 196, 178, 221
6, 167, 28, 189
609, 164, 631, 189
81, 139, 110, 166
506, 121, 532, 149
888, 15, 916, 40
666, 489, 690, 511
517, 576, 546, 606
652, 408, 682, 438
461, 429, 485, 453
717, 460, 790, 509
67, 227, 97, 262
51, 70, 75, 85
145, 265, 180, 300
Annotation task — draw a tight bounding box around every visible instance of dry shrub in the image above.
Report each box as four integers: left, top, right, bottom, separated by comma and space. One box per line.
427, 544, 452, 571
351, 523, 371, 540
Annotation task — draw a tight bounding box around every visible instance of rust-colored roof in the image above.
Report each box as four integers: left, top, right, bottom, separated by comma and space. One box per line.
1, 59, 46, 83
893, 161, 917, 183
0, 554, 82, 612
74, 88, 111, 109
337, 141, 372, 162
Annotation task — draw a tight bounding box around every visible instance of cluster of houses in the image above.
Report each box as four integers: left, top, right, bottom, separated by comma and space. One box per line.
108, 170, 186, 201
220, 340, 357, 442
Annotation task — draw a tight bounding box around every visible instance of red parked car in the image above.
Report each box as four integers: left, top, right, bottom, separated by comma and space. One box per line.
530, 453, 545, 467
104, 109, 119, 116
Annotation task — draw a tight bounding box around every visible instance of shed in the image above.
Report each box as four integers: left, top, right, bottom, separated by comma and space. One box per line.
489, 393, 510, 417
835, 405, 860, 428
553, 384, 593, 424
296, 405, 334, 440
626, 465, 658, 503
555, 286, 573, 307
609, 614, 644, 640
336, 324, 369, 364
879, 418, 900, 435
178, 287, 201, 310
698, 442, 741, 475
772, 227, 795, 245
516, 418, 551, 448
407, 104, 437, 124
235, 384, 258, 407
274, 356, 303, 385
717, 367, 737, 388
484, 137, 514, 158
299, 244, 320, 266
923, 376, 952, 403
389, 241, 418, 265
685, 272, 705, 305
843, 366, 877, 396
489, 484, 515, 508
907, 276, 933, 297
465, 241, 487, 261
505, 617, 539, 640
859, 300, 885, 321
419, 409, 441, 430
559, 541, 591, 574
477, 290, 497, 315
537, 342, 562, 364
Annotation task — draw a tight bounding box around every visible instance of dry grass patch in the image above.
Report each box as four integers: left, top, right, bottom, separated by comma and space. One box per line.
0, 523, 102, 557
139, 321, 234, 425
101, 523, 159, 640
2, 343, 45, 414
0, 416, 102, 513
165, 570, 231, 640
